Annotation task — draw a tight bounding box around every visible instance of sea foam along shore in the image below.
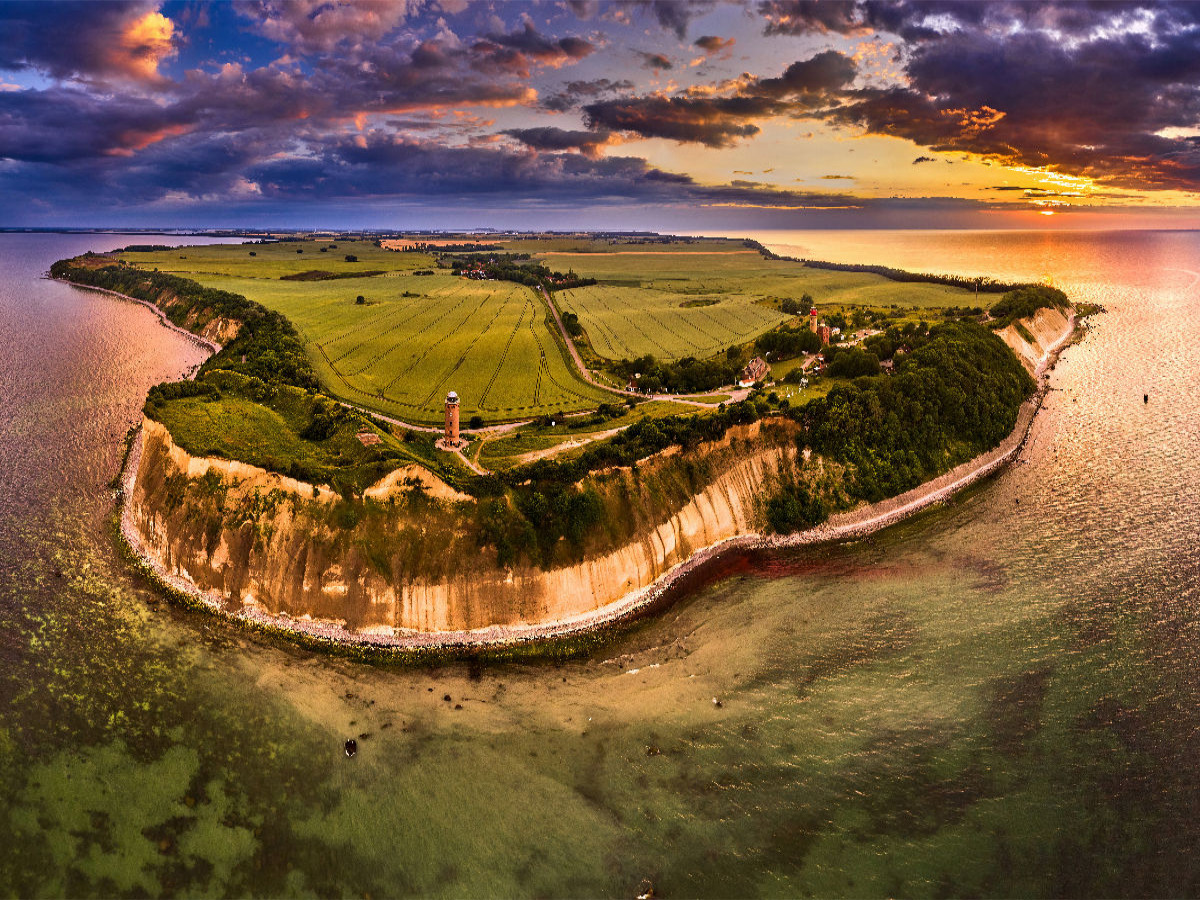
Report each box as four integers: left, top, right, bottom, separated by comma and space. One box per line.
116, 311, 1077, 655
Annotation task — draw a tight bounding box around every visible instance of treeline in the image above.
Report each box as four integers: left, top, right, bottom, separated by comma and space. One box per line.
741, 240, 1027, 293
49, 257, 318, 390
988, 284, 1069, 328
799, 259, 1025, 293
404, 242, 501, 253
612, 353, 742, 394
443, 253, 597, 290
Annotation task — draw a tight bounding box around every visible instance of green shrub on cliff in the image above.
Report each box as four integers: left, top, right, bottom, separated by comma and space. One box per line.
988, 284, 1069, 329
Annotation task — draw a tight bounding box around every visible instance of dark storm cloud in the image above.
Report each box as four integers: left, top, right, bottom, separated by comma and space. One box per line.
502, 126, 616, 157
230, 131, 863, 210
741, 1, 1200, 192
584, 95, 786, 147
581, 51, 854, 146
0, 0, 175, 82
0, 86, 195, 162
822, 8, 1200, 190
476, 20, 595, 69
757, 0, 872, 36
541, 78, 635, 112
755, 50, 857, 96
639, 52, 673, 70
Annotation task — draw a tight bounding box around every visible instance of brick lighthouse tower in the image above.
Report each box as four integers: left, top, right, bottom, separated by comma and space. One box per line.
437, 391, 466, 451
444, 391, 460, 443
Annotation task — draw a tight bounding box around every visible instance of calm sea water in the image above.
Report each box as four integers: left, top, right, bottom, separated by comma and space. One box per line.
1, 229, 1198, 897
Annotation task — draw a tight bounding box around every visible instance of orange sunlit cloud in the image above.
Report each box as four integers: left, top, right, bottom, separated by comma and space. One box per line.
117, 11, 177, 80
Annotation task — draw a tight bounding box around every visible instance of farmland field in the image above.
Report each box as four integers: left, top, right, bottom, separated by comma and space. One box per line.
548, 249, 975, 361
119, 240, 612, 423
116, 236, 977, 422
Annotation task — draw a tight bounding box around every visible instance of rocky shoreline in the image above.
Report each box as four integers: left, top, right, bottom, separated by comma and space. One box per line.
115, 311, 1078, 656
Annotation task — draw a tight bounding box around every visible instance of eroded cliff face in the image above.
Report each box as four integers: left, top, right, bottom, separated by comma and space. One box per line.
999, 306, 1071, 374
128, 418, 801, 636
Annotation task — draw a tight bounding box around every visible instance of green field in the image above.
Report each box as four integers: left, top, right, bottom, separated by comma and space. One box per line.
121, 241, 612, 423
119, 236, 976, 427
548, 249, 974, 361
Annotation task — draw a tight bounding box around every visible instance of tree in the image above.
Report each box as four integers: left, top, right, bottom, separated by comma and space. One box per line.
345, 254, 358, 262
355, 295, 365, 304
468, 415, 484, 429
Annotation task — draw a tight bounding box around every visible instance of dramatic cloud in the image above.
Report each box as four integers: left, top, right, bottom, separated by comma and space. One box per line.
582, 51, 853, 146
502, 126, 617, 158
0, 1, 177, 82
235, 0, 422, 54
541, 77, 635, 112
6, 0, 1200, 224
755, 50, 857, 96
584, 95, 784, 147
639, 52, 673, 71
822, 7, 1200, 190
475, 20, 595, 72
694, 35, 735, 53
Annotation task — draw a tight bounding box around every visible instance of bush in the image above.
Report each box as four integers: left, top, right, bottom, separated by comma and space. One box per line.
345, 254, 358, 263
988, 284, 1069, 329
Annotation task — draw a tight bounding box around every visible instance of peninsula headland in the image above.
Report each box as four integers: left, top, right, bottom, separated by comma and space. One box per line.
52, 232, 1080, 656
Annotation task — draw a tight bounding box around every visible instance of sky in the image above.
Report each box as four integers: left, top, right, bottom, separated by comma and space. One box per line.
3, 0, 1200, 231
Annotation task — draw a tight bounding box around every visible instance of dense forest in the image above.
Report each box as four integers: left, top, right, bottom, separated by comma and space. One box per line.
491, 320, 1035, 558
988, 284, 1070, 328
611, 352, 744, 394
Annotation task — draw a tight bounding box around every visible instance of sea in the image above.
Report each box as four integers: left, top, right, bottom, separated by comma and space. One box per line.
0, 228, 1198, 896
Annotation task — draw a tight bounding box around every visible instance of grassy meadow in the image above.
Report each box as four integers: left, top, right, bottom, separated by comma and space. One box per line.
121, 240, 611, 423
146, 373, 470, 492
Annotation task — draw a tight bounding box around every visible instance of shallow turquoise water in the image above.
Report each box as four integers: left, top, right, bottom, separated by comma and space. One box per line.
1, 230, 1199, 897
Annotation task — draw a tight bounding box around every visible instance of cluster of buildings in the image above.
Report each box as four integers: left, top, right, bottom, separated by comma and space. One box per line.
809, 308, 835, 345
460, 263, 494, 280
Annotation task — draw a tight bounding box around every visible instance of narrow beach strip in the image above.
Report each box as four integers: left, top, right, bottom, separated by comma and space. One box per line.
54, 278, 223, 354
